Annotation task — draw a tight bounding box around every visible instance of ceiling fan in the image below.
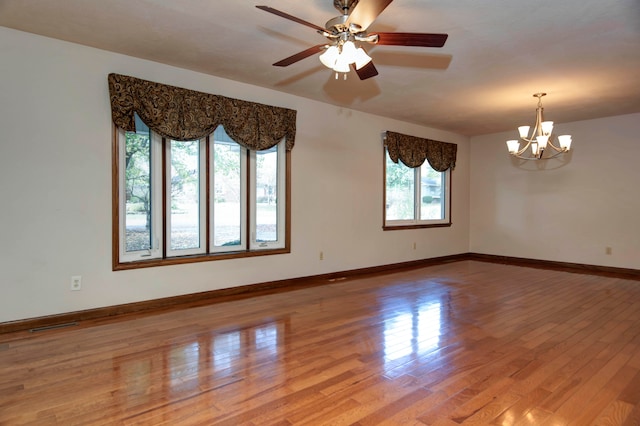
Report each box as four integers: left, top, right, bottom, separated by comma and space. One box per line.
256, 0, 448, 80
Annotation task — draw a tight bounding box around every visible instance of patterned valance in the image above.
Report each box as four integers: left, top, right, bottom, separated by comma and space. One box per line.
108, 73, 296, 151
385, 131, 457, 171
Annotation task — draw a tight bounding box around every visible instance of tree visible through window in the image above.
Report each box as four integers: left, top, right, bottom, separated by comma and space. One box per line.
123, 119, 153, 253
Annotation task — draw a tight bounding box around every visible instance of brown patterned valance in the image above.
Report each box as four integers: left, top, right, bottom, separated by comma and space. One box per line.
108, 73, 296, 150
385, 131, 456, 171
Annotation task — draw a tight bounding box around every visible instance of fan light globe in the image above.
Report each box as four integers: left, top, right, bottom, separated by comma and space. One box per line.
354, 47, 372, 70
341, 41, 358, 63
319, 45, 339, 68
333, 54, 351, 73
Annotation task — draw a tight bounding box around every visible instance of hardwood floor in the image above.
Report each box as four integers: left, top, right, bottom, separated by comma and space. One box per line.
1, 260, 640, 425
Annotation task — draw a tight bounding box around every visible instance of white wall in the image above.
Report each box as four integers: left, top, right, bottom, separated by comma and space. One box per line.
0, 27, 470, 323
470, 112, 640, 269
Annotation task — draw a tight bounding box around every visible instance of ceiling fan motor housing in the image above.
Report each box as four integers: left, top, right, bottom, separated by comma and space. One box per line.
326, 15, 356, 34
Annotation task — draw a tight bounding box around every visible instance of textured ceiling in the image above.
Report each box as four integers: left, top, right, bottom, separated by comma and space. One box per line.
1, 0, 639, 136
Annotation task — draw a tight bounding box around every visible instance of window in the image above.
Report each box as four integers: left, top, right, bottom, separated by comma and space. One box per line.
115, 114, 289, 269
384, 148, 451, 229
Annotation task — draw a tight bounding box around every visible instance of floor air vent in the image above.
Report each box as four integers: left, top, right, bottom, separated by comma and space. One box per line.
30, 322, 78, 332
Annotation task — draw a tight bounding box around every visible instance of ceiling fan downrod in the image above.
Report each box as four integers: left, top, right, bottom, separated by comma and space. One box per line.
333, 0, 359, 15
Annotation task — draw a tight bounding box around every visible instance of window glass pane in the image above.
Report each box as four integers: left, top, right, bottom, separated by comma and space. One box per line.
420, 163, 444, 220
385, 155, 415, 220
124, 118, 151, 252
170, 141, 201, 250
255, 146, 278, 242
213, 127, 242, 247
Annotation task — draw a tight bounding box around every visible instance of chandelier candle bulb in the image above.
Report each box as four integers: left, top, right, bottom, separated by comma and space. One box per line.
558, 135, 572, 150
506, 140, 520, 154
536, 135, 549, 149
518, 126, 530, 138
506, 93, 574, 160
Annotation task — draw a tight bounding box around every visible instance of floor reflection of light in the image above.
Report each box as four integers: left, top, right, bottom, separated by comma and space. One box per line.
384, 313, 414, 361
169, 341, 199, 389
383, 301, 442, 365
255, 324, 278, 355
417, 302, 441, 354
213, 331, 241, 370
119, 357, 154, 407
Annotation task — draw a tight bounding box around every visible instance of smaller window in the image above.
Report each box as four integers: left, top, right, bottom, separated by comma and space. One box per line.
383, 148, 451, 229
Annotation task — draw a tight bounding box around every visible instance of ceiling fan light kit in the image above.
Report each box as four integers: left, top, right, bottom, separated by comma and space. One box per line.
257, 0, 448, 80
319, 38, 372, 79
506, 93, 573, 161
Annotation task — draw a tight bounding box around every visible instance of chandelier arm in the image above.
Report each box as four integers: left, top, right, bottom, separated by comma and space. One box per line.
510, 149, 567, 161
514, 140, 533, 157
544, 138, 565, 153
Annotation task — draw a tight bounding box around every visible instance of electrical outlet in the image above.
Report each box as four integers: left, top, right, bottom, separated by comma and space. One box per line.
413, 242, 417, 250
605, 247, 612, 255
70, 276, 82, 291
320, 251, 324, 261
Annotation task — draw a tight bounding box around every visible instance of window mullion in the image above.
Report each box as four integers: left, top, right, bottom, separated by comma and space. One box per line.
247, 149, 254, 248
205, 136, 210, 253
161, 137, 168, 259
414, 167, 421, 223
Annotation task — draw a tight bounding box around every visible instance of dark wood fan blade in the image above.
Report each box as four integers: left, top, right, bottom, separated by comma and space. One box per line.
353, 61, 379, 80
373, 32, 448, 47
345, 0, 394, 32
273, 44, 326, 67
256, 6, 326, 33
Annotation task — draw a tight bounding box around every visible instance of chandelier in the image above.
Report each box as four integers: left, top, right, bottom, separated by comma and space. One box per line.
319, 34, 372, 79
506, 93, 573, 160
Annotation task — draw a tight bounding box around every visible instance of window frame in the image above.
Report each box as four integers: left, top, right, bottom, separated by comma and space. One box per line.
112, 124, 291, 271
382, 147, 452, 230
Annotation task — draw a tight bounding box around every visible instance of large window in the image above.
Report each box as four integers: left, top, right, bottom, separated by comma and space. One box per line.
384, 148, 451, 229
115, 115, 289, 269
